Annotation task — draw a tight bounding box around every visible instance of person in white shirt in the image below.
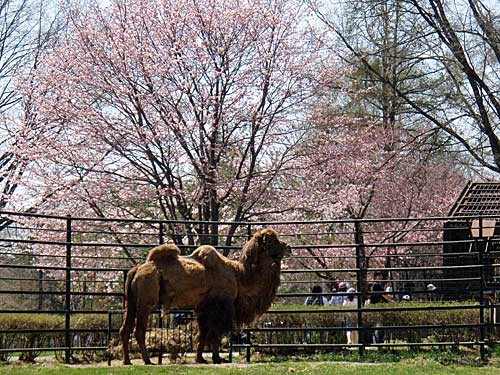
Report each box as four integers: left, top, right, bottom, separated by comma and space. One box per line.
343, 287, 358, 345
329, 282, 348, 306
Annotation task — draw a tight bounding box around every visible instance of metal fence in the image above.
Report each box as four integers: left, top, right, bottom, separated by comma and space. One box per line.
0, 210, 498, 363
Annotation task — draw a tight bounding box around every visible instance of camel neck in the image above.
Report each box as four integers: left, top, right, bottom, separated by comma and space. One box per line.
238, 254, 281, 293
233, 237, 283, 326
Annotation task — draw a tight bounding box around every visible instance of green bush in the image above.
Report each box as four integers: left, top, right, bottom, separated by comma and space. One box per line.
0, 313, 114, 363
0, 314, 64, 362
0, 314, 64, 330
247, 302, 489, 354
0, 302, 494, 362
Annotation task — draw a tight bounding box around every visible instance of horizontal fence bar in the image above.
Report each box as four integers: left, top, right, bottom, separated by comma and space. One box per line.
3, 209, 498, 224
233, 342, 482, 349
246, 323, 484, 332
0, 309, 185, 314
265, 304, 483, 314
1, 262, 490, 273
282, 264, 483, 274
280, 277, 481, 284
0, 290, 123, 297
0, 328, 120, 334
0, 346, 109, 353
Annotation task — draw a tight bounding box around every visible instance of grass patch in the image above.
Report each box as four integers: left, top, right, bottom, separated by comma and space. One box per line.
259, 347, 494, 366
0, 360, 498, 375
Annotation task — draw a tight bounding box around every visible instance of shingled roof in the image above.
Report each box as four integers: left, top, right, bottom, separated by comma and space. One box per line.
449, 181, 500, 217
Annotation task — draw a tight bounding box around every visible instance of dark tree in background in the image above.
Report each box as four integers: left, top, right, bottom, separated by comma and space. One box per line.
313, 0, 500, 175
0, 0, 62, 227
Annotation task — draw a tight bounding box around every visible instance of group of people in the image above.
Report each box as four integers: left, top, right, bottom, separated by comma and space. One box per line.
304, 272, 399, 346
304, 282, 357, 307
304, 282, 360, 345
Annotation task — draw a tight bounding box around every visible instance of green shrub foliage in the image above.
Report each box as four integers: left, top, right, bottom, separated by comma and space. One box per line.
0, 302, 495, 362
249, 302, 489, 353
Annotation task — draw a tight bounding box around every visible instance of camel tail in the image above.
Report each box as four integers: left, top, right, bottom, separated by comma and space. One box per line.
123, 265, 139, 325
120, 264, 140, 364
146, 244, 180, 262
124, 265, 139, 303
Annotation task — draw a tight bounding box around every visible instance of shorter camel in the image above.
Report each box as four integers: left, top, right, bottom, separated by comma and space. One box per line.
120, 228, 291, 365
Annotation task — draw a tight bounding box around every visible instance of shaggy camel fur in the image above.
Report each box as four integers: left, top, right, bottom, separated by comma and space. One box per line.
119, 228, 291, 365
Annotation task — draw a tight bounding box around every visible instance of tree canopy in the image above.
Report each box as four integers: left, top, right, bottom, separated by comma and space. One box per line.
1, 0, 492, 251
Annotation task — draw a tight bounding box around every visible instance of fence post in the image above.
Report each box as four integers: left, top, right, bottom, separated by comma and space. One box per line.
159, 221, 164, 245
38, 270, 43, 311
247, 224, 252, 240
158, 311, 164, 364
107, 311, 112, 366
228, 329, 233, 363
65, 215, 72, 364
478, 216, 486, 361
245, 328, 251, 363
354, 220, 365, 356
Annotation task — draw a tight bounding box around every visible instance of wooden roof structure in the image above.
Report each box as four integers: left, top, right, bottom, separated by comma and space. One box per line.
449, 181, 500, 217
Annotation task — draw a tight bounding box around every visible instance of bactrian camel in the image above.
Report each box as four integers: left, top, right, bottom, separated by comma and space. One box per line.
119, 228, 291, 365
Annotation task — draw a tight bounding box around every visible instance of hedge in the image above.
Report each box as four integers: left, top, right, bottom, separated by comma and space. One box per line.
248, 302, 492, 352
0, 313, 111, 362
0, 302, 497, 362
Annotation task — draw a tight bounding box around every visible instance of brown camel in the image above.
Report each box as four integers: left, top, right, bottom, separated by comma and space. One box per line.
119, 228, 291, 365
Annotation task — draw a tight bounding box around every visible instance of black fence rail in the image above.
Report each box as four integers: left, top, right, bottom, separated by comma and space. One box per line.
0, 210, 499, 363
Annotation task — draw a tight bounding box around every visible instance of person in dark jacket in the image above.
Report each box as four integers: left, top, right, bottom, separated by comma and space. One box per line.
367, 272, 394, 344
304, 285, 329, 306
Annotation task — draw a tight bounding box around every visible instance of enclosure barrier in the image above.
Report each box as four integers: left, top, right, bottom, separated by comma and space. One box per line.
0, 210, 498, 363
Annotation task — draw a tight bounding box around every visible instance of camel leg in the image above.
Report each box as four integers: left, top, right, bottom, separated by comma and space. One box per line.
131, 265, 160, 365
135, 308, 153, 365
195, 296, 234, 365
195, 328, 208, 364
119, 307, 136, 365
211, 337, 226, 364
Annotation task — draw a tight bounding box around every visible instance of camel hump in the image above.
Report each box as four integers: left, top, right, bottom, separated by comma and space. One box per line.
190, 245, 222, 268
147, 244, 181, 262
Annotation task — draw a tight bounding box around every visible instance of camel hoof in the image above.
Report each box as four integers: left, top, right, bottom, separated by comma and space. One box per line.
196, 358, 208, 364
123, 361, 132, 366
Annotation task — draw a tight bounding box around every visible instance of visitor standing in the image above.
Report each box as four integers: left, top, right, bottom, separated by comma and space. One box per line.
367, 272, 395, 344
304, 285, 329, 306
304, 285, 328, 343
329, 282, 348, 306
343, 287, 359, 345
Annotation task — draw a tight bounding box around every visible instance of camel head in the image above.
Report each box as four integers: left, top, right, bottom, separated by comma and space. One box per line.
255, 228, 292, 260
239, 228, 291, 268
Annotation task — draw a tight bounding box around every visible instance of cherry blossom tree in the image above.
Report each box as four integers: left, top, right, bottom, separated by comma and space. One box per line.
16, 0, 320, 250
274, 108, 466, 288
